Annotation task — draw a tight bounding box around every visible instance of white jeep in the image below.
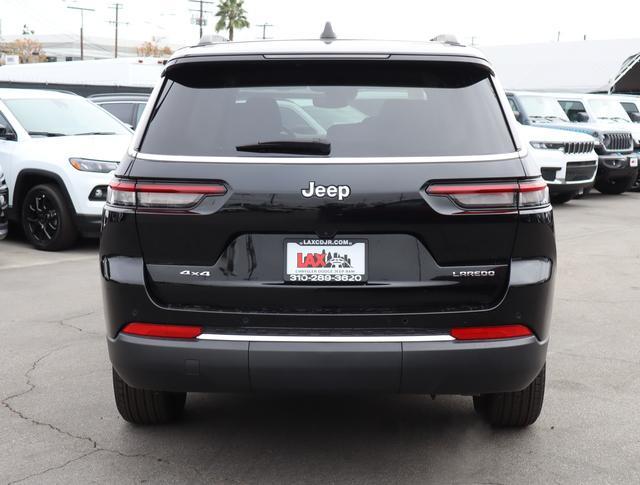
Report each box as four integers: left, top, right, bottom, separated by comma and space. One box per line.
0, 89, 132, 250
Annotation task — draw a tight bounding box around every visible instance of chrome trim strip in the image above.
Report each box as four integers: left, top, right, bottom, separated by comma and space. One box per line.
128, 150, 527, 165
197, 333, 455, 343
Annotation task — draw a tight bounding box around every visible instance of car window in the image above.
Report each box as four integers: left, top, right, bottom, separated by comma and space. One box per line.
0, 111, 17, 140
134, 103, 146, 127
100, 103, 135, 126
558, 100, 589, 122
588, 99, 631, 122
4, 97, 131, 137
518, 95, 569, 123
621, 102, 640, 115
139, 60, 516, 158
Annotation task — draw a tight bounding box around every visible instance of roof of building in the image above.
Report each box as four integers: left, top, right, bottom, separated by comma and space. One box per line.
481, 39, 640, 93
0, 57, 165, 88
0, 88, 78, 99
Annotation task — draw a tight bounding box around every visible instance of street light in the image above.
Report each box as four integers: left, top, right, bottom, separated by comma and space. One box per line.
67, 5, 95, 60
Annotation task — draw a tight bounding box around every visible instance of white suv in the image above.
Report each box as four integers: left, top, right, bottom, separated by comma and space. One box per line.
518, 124, 598, 203
0, 89, 132, 250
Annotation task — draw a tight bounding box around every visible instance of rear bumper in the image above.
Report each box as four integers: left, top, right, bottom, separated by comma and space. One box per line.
109, 332, 547, 395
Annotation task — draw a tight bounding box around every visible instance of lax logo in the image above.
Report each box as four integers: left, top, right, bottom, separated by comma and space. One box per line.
297, 249, 353, 268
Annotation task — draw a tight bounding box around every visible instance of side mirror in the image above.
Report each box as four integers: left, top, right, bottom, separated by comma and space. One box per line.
0, 124, 17, 141
575, 112, 589, 123
630, 112, 640, 123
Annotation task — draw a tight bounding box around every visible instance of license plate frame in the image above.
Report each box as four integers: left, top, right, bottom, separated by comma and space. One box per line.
284, 238, 368, 284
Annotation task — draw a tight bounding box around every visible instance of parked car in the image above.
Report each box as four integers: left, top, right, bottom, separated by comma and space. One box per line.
88, 93, 150, 130
508, 91, 637, 195
0, 89, 132, 250
102, 35, 555, 428
517, 123, 597, 203
613, 94, 640, 191
0, 165, 7, 240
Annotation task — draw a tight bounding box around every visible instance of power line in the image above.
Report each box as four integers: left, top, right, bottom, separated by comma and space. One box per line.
67, 5, 94, 60
188, 0, 215, 39
256, 22, 274, 40
108, 3, 129, 58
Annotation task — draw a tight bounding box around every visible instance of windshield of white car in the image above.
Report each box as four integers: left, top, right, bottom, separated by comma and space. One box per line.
4, 98, 131, 137
589, 99, 631, 123
518, 95, 570, 123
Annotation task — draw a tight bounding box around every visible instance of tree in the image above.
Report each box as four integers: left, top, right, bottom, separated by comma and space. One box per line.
0, 38, 46, 63
214, 0, 249, 41
136, 39, 173, 58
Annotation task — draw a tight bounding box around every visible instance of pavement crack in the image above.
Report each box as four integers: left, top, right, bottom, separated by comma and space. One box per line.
1, 346, 98, 449
50, 311, 103, 336
2, 346, 203, 482
7, 449, 100, 485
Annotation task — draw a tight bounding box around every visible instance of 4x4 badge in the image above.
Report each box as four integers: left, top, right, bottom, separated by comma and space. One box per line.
301, 181, 351, 201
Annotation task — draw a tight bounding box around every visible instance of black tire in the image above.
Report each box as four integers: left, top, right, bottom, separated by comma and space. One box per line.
595, 177, 634, 195
629, 173, 640, 192
551, 192, 576, 205
21, 184, 77, 251
112, 368, 186, 425
473, 364, 546, 427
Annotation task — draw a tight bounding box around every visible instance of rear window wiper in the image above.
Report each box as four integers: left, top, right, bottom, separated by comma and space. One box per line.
28, 131, 66, 137
236, 140, 331, 156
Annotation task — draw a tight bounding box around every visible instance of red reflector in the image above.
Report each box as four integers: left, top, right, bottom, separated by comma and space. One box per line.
136, 184, 227, 195
122, 323, 202, 339
451, 325, 533, 341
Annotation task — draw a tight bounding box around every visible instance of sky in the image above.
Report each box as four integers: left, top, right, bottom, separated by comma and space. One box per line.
1, 0, 639, 48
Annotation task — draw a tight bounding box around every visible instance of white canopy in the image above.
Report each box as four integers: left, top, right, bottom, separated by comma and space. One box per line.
481, 39, 640, 93
0, 57, 165, 88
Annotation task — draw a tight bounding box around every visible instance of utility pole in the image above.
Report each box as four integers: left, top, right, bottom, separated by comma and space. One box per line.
67, 6, 94, 60
557, 31, 561, 42
108, 3, 129, 58
256, 22, 274, 40
188, 0, 215, 39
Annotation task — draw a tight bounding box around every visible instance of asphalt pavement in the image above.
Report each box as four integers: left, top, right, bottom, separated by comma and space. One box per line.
1, 192, 639, 484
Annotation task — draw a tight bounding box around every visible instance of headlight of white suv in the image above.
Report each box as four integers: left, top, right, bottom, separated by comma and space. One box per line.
69, 158, 118, 173
529, 142, 565, 151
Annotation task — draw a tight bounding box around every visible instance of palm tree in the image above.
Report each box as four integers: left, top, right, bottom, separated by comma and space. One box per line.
214, 0, 249, 41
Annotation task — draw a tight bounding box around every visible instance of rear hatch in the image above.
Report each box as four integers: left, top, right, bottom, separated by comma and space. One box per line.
128, 57, 525, 316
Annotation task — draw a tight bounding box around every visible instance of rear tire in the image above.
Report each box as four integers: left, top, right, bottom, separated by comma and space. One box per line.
595, 177, 634, 195
551, 192, 575, 205
473, 364, 546, 427
21, 184, 77, 251
112, 368, 186, 425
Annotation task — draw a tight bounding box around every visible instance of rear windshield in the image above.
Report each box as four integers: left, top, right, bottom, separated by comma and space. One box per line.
139, 60, 516, 158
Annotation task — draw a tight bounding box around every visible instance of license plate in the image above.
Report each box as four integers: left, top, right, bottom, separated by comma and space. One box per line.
285, 239, 367, 283
630, 157, 638, 167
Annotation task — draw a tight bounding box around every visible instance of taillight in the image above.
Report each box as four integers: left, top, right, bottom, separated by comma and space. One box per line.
107, 179, 227, 209
450, 324, 533, 341
426, 179, 549, 212
122, 322, 203, 339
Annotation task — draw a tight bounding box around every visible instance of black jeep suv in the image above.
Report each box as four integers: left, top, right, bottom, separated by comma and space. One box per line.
100, 36, 555, 427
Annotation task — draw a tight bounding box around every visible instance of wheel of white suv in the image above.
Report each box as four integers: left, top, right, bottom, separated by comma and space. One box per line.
595, 177, 634, 195
21, 184, 77, 251
473, 364, 546, 427
112, 368, 186, 425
